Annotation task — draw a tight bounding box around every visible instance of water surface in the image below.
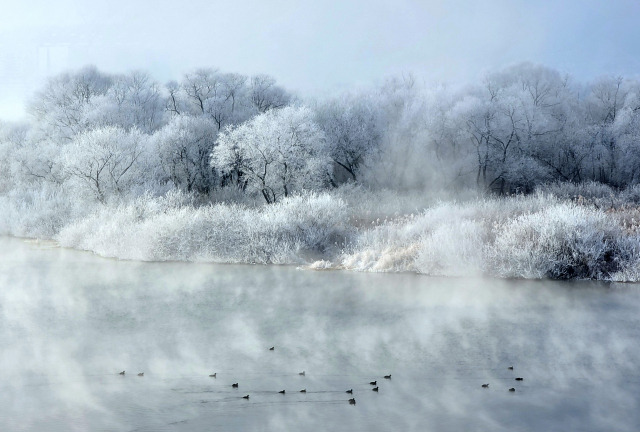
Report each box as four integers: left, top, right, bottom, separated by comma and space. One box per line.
1, 237, 639, 431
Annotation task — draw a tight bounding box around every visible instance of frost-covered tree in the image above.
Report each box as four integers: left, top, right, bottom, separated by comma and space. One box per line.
27, 66, 113, 141
85, 70, 164, 134
152, 116, 218, 195
212, 106, 330, 203
315, 93, 382, 183
451, 63, 578, 193
61, 126, 147, 203
181, 69, 255, 129
250, 74, 292, 113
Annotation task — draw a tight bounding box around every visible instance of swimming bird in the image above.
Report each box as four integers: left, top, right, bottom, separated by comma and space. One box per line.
508, 366, 514, 370
119, 371, 125, 375
137, 372, 144, 377
372, 387, 379, 392
279, 390, 285, 394
269, 347, 275, 351
348, 398, 356, 405
209, 373, 217, 378
300, 389, 306, 393
515, 377, 524, 381
509, 388, 516, 392
232, 383, 239, 388
384, 374, 391, 379
242, 395, 250, 399
369, 381, 377, 385
482, 384, 489, 388
299, 371, 305, 376
346, 389, 353, 394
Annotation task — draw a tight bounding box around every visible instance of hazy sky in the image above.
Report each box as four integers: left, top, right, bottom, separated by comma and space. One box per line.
1, 0, 639, 119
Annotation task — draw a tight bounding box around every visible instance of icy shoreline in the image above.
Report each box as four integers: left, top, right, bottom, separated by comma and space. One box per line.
4, 188, 640, 282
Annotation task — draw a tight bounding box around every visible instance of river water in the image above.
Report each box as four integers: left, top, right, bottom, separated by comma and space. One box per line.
1, 236, 640, 431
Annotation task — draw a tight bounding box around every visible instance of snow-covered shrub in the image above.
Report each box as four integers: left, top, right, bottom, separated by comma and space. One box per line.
488, 202, 626, 279
0, 184, 85, 238
340, 195, 546, 275
57, 192, 350, 264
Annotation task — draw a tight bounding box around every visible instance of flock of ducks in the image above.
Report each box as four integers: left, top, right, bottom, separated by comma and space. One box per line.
118, 352, 522, 404
205, 370, 392, 405
118, 371, 143, 377
481, 366, 524, 392
117, 347, 392, 405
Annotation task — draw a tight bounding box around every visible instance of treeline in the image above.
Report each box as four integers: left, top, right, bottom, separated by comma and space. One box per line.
1, 62, 640, 208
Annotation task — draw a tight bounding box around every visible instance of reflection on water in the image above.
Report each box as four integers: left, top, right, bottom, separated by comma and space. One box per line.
1, 236, 640, 431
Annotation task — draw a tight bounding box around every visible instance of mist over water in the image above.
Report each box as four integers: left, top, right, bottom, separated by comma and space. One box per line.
2, 236, 640, 431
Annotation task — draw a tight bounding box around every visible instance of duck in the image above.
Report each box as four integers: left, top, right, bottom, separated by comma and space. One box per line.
232, 383, 239, 388
279, 390, 285, 394
384, 374, 391, 379
369, 381, 377, 385
346, 389, 353, 394
137, 372, 144, 377
508, 366, 514, 370
509, 388, 516, 392
481, 383, 489, 388
515, 377, 524, 381
300, 389, 306, 393
299, 371, 305, 376
348, 398, 356, 405
209, 373, 217, 378
242, 395, 250, 399
119, 371, 125, 375
372, 387, 379, 392
269, 347, 275, 351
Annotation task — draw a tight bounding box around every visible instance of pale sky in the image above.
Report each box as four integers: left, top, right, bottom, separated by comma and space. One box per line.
1, 0, 639, 120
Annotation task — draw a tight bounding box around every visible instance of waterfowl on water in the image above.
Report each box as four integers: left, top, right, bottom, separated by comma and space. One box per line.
209, 373, 217, 378
299, 371, 305, 376
346, 389, 353, 394
137, 372, 144, 376
482, 384, 489, 388
242, 395, 250, 399
508, 366, 514, 370
300, 389, 306, 393
279, 390, 286, 394
384, 374, 391, 379
119, 371, 125, 375
232, 383, 239, 388
372, 387, 379, 392
369, 381, 377, 385
515, 377, 524, 381
269, 347, 275, 351
509, 388, 516, 392
348, 398, 356, 405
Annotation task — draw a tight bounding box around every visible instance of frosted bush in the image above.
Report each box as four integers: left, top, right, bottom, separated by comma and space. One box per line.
488, 203, 624, 279
0, 185, 84, 238
57, 192, 350, 264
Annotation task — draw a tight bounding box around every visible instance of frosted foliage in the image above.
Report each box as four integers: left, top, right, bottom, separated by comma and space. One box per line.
57, 192, 349, 263
27, 66, 113, 140
212, 106, 331, 203
488, 203, 624, 279
315, 93, 382, 182
341, 193, 640, 280
152, 116, 218, 194
61, 126, 147, 203
84, 71, 164, 134
6, 63, 640, 282
0, 184, 85, 238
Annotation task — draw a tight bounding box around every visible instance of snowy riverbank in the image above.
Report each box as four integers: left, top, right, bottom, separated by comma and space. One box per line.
3, 186, 640, 282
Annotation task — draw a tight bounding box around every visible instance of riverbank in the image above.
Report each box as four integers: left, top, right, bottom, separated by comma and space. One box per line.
2, 185, 640, 282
